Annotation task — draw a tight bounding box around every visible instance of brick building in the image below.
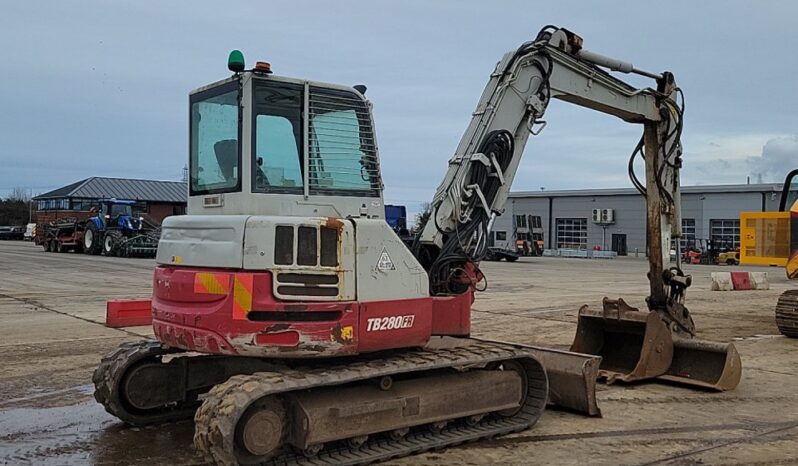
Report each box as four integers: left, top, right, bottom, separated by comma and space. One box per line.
33, 177, 187, 224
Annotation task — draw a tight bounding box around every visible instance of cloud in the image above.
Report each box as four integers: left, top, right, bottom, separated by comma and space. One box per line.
747, 137, 798, 183
2, 2, 798, 200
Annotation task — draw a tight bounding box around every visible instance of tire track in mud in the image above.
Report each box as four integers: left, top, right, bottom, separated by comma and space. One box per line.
599, 394, 797, 405
640, 421, 798, 465
457, 420, 798, 446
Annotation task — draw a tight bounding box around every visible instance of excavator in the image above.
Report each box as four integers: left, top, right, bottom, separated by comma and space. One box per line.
740, 169, 798, 335
93, 26, 741, 465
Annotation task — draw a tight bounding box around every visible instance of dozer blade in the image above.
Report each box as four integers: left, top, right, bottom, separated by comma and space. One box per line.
657, 337, 742, 391
570, 298, 673, 384
525, 346, 602, 417
456, 338, 602, 416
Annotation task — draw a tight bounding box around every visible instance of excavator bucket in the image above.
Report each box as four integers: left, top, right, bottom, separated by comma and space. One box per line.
570, 298, 673, 383
571, 298, 743, 391
525, 346, 602, 416
658, 337, 742, 391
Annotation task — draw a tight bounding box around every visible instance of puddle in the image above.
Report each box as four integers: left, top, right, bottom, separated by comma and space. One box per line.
0, 388, 201, 465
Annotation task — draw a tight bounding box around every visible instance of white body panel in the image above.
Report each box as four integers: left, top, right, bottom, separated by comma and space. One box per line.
242, 216, 356, 301
351, 218, 428, 301
157, 214, 428, 303
189, 192, 384, 220
157, 215, 248, 268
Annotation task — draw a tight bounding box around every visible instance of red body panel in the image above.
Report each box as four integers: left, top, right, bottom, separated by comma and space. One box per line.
430, 293, 473, 336
151, 266, 473, 358
358, 298, 432, 352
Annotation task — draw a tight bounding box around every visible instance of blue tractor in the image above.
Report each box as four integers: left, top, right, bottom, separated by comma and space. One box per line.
82, 200, 159, 257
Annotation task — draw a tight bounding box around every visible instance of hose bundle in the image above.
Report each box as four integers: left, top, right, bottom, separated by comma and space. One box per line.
427, 130, 514, 294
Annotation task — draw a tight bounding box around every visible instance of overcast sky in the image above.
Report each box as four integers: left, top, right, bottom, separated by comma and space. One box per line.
1, 1, 796, 215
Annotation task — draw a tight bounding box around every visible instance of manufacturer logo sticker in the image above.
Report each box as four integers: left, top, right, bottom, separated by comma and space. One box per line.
366, 315, 415, 331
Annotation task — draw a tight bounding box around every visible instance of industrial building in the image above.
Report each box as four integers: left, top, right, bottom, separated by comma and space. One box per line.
490, 183, 785, 255
33, 177, 187, 224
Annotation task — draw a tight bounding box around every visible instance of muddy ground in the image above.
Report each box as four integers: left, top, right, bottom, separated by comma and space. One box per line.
1, 240, 797, 465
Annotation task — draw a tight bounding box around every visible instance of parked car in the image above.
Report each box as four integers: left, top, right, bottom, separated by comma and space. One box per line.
0, 226, 25, 240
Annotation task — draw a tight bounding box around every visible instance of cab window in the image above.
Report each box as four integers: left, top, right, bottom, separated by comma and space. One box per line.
252, 81, 304, 193
190, 82, 240, 195
308, 87, 381, 196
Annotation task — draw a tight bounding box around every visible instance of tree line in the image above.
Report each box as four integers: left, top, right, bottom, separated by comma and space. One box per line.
0, 188, 34, 226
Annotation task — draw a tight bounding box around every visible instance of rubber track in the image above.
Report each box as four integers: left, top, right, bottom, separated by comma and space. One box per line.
194, 339, 548, 465
92, 340, 196, 425
776, 289, 798, 338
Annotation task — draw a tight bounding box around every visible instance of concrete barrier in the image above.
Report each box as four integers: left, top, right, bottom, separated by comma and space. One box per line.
750, 271, 770, 290
711, 272, 733, 291
542, 249, 618, 259
711, 271, 768, 291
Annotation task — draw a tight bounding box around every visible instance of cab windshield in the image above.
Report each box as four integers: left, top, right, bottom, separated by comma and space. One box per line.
190, 81, 240, 195
109, 204, 133, 217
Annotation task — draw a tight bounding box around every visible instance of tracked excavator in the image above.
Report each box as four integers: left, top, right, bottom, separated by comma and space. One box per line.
740, 169, 798, 335
775, 169, 798, 335
93, 26, 740, 465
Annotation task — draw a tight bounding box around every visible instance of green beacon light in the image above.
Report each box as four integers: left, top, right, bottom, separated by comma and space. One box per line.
228, 50, 245, 73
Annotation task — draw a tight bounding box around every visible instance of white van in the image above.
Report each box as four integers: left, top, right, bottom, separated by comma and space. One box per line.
24, 223, 36, 241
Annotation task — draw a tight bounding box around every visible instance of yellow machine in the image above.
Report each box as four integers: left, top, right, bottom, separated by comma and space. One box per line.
740, 169, 798, 336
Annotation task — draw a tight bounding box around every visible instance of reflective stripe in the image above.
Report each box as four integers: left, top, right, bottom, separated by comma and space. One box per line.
232, 274, 254, 320
194, 272, 230, 295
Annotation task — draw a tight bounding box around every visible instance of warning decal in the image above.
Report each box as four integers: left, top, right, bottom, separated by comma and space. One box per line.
376, 247, 396, 271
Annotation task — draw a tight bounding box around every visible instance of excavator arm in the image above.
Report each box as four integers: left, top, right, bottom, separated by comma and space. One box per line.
415, 26, 689, 330
416, 26, 740, 391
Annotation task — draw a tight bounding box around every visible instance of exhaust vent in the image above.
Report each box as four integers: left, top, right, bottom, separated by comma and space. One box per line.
275, 273, 339, 297
202, 195, 223, 207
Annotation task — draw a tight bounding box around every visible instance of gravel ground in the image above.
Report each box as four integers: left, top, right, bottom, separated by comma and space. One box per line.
1, 240, 796, 465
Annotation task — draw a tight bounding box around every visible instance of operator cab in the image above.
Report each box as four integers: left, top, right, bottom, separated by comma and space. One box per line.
188, 53, 384, 219
98, 200, 139, 229
779, 169, 798, 212
100, 201, 133, 219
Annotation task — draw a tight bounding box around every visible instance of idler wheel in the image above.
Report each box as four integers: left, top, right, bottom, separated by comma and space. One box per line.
236, 397, 285, 463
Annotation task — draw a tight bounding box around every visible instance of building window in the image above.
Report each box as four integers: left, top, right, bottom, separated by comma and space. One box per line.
495, 231, 507, 241
710, 219, 740, 248
680, 218, 696, 249
556, 218, 587, 249
37, 199, 69, 210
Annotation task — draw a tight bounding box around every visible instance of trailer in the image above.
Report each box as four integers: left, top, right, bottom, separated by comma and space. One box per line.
41, 217, 86, 253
